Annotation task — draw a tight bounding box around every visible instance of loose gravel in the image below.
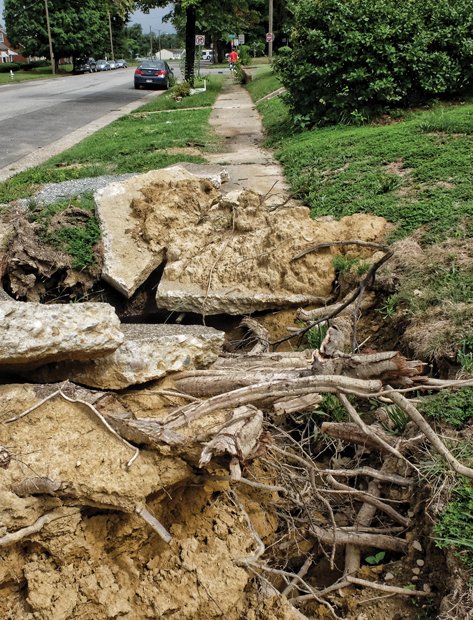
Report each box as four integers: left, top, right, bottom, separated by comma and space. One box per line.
9, 174, 135, 209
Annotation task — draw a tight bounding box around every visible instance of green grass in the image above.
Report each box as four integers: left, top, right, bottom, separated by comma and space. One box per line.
27, 193, 100, 270
245, 65, 282, 102
0, 66, 71, 84
138, 75, 224, 111
420, 388, 473, 429
246, 69, 473, 246
0, 76, 224, 204
434, 477, 473, 572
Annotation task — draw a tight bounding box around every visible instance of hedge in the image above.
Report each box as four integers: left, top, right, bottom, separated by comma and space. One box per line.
274, 0, 473, 126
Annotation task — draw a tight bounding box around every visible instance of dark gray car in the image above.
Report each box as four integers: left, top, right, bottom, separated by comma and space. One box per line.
134, 60, 175, 90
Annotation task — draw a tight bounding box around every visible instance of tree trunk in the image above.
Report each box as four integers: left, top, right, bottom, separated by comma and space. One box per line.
185, 6, 196, 85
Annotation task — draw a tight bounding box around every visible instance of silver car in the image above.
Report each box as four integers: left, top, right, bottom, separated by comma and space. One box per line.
96, 59, 111, 71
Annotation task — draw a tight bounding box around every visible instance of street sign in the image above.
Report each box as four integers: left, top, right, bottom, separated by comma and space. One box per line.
229, 34, 237, 40
238, 34, 245, 44
266, 32, 273, 42
195, 34, 205, 46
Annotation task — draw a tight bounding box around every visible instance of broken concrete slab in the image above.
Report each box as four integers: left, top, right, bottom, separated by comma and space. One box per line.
155, 189, 389, 315
0, 300, 123, 367
95, 166, 221, 299
26, 323, 225, 390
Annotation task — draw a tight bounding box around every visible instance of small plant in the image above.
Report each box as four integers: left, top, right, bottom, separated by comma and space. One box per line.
458, 335, 473, 373
171, 81, 191, 100
364, 551, 386, 565
332, 254, 366, 274
419, 388, 473, 429
306, 323, 328, 349
377, 294, 399, 319
383, 404, 410, 435
319, 393, 348, 422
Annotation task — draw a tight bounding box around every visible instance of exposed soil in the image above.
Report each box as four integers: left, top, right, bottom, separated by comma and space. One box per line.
0, 79, 472, 620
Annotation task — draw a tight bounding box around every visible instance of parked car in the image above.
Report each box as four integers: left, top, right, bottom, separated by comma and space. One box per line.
95, 59, 111, 71
134, 60, 175, 90
201, 50, 214, 61
108, 60, 117, 70
73, 57, 96, 74
115, 59, 128, 68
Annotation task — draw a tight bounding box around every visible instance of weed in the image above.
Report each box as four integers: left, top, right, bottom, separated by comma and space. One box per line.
377, 294, 399, 319
458, 336, 473, 373
419, 388, 473, 429
434, 477, 473, 572
306, 323, 328, 349
332, 254, 369, 275
319, 393, 348, 422
383, 404, 410, 435
364, 551, 385, 565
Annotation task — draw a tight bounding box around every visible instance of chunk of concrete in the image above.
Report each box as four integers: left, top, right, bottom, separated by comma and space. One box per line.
0, 300, 123, 367
95, 166, 220, 298
155, 190, 389, 315
26, 323, 225, 390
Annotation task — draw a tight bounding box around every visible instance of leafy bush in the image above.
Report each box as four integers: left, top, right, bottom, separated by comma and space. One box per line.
21, 60, 50, 71
0, 62, 21, 73
274, 0, 473, 126
237, 45, 252, 66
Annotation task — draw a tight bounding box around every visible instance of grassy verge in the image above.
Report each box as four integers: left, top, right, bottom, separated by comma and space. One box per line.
0, 66, 72, 84
0, 75, 224, 204
250, 79, 473, 244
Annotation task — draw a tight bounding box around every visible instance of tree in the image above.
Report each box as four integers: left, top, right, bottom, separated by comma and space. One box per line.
4, 0, 124, 70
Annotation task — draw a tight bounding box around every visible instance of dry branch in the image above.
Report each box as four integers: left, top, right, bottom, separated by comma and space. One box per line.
387, 387, 473, 480
320, 422, 396, 452
346, 575, 431, 597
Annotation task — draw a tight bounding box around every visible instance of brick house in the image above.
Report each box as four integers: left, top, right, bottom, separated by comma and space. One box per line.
0, 25, 27, 63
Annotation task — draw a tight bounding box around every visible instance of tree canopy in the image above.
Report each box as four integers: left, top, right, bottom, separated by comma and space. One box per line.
4, 0, 121, 64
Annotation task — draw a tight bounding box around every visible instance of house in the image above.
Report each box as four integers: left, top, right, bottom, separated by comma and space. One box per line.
156, 48, 184, 61
0, 25, 26, 63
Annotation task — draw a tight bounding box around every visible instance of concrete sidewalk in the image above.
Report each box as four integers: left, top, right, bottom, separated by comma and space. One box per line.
205, 78, 290, 202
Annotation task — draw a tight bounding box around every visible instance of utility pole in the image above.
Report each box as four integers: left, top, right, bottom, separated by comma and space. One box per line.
108, 12, 115, 60
268, 0, 273, 58
44, 0, 55, 74
149, 27, 153, 57
158, 29, 161, 59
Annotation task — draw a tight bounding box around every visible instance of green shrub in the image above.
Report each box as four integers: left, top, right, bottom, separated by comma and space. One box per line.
274, 0, 473, 126
0, 62, 21, 73
419, 388, 473, 429
21, 60, 50, 71
237, 45, 252, 66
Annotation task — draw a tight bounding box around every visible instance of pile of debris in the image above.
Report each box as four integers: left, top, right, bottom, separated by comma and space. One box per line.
1, 167, 472, 619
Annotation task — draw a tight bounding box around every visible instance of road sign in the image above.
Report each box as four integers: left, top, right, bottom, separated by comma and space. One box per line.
195, 34, 205, 46
266, 32, 273, 42
238, 34, 245, 44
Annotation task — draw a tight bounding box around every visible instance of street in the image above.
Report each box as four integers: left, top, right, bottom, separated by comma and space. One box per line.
0, 62, 227, 179
0, 68, 156, 172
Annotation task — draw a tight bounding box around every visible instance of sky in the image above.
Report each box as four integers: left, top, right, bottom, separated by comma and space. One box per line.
0, 2, 175, 35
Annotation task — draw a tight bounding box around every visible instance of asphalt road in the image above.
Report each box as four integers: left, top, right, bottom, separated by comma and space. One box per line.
0, 62, 229, 181
0, 67, 155, 173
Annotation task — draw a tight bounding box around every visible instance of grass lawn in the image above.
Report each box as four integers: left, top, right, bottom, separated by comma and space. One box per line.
0, 66, 72, 84
247, 70, 473, 246
0, 75, 224, 204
